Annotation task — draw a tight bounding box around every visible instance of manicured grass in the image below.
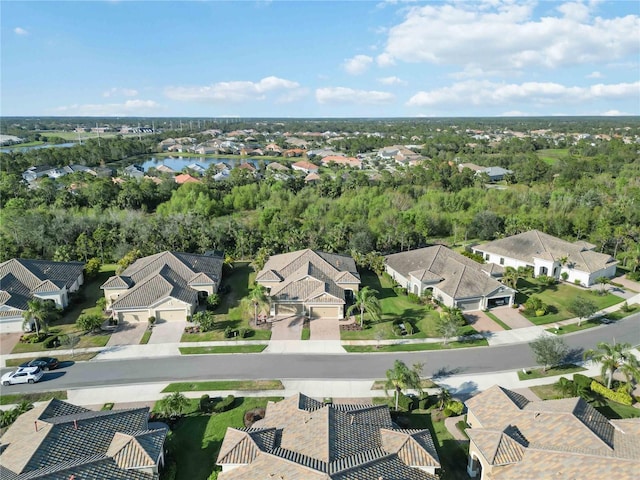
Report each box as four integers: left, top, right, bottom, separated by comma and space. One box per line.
340, 271, 448, 340
371, 379, 437, 390
162, 397, 280, 480
0, 390, 67, 405
5, 352, 97, 367
139, 330, 152, 344
180, 263, 271, 342
301, 326, 311, 340
529, 383, 567, 400
11, 327, 110, 353
608, 303, 639, 320
546, 318, 602, 335
179, 345, 267, 355
517, 364, 586, 380
517, 278, 623, 325
162, 380, 283, 393
344, 338, 488, 352
485, 311, 511, 330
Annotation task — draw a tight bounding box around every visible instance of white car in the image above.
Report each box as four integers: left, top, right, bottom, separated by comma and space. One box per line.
1, 366, 44, 386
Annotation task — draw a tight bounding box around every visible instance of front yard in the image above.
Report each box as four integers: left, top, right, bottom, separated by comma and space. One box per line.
516, 278, 623, 325
341, 271, 476, 341
181, 262, 271, 342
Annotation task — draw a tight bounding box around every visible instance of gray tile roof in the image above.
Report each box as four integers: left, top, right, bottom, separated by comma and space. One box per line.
385, 245, 511, 300
0, 399, 165, 480
0, 259, 85, 312
217, 394, 439, 480
104, 251, 223, 311
466, 385, 640, 478
256, 250, 360, 308
476, 230, 617, 274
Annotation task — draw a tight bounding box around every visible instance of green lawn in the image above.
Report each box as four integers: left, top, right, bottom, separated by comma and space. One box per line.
0, 390, 67, 405
180, 263, 271, 342
140, 330, 152, 344
162, 380, 283, 393
340, 271, 451, 340
162, 397, 281, 480
608, 303, 639, 320
518, 364, 585, 380
179, 345, 267, 354
371, 379, 437, 389
516, 278, 623, 325
344, 338, 488, 352
536, 148, 570, 165
301, 326, 311, 340
5, 352, 97, 367
546, 318, 602, 335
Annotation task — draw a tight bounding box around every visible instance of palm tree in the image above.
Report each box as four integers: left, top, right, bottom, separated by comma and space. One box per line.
157, 392, 189, 418
22, 299, 57, 336
584, 341, 640, 389
384, 360, 424, 411
247, 284, 269, 325
437, 388, 452, 410
346, 286, 382, 328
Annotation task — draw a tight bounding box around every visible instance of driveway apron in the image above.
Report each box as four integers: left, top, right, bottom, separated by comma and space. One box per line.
310, 318, 340, 340
147, 320, 186, 344
105, 321, 147, 347
269, 316, 303, 341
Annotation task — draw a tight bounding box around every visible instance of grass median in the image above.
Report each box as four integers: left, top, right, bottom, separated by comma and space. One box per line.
179, 345, 266, 355
162, 380, 284, 393
0, 390, 67, 405
344, 338, 488, 353
517, 363, 585, 380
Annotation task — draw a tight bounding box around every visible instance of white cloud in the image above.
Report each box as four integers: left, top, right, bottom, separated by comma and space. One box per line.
14, 27, 28, 35
406, 80, 640, 107
343, 55, 373, 75
378, 76, 407, 86
380, 1, 639, 74
164, 76, 302, 102
103, 87, 139, 98
54, 99, 161, 116
376, 52, 395, 67
601, 109, 631, 116
586, 71, 603, 78
316, 87, 395, 105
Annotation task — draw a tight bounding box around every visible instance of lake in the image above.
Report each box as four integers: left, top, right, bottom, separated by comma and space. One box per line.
0, 142, 77, 153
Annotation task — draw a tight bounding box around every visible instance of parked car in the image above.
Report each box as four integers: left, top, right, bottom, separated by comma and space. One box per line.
1, 366, 44, 386
19, 357, 59, 371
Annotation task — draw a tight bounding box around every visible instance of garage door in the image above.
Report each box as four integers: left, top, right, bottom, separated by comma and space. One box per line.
456, 299, 481, 311
118, 311, 148, 323
310, 306, 340, 319
275, 304, 303, 316
156, 310, 186, 322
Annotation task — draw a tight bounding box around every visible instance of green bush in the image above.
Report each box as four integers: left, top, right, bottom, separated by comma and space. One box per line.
224, 326, 235, 338
213, 395, 236, 413
407, 293, 421, 304
535, 309, 546, 317
44, 334, 60, 349
446, 400, 465, 416
200, 394, 212, 413
573, 373, 592, 391
396, 393, 416, 412
574, 279, 583, 286
393, 286, 407, 296
442, 407, 454, 417
590, 380, 633, 406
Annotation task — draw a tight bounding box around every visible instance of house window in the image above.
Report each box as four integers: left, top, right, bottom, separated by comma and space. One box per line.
485, 254, 489, 261
499, 258, 504, 265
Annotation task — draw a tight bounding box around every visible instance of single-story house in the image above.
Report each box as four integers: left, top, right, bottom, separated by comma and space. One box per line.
320, 155, 362, 169
217, 393, 440, 479
123, 164, 145, 178
291, 160, 319, 174
473, 230, 618, 287
457, 163, 513, 181
266, 162, 289, 172
186, 163, 207, 175
305, 172, 321, 183
385, 246, 515, 311
256, 249, 360, 319
101, 251, 223, 323
175, 173, 201, 184
0, 258, 85, 333
465, 385, 640, 479
0, 398, 167, 479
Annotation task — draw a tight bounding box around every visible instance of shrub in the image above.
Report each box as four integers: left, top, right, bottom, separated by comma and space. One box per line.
535, 309, 546, 317
206, 293, 220, 310
407, 293, 421, 304
44, 334, 60, 349
574, 279, 583, 286
213, 395, 236, 413
396, 393, 416, 412
200, 394, 212, 413
557, 377, 577, 396
192, 311, 215, 332
561, 272, 569, 281
224, 326, 235, 338
590, 380, 633, 406
446, 400, 465, 416
405, 322, 414, 335
621, 301, 631, 313
442, 407, 453, 417
537, 275, 556, 286
101, 403, 114, 411
238, 328, 253, 338
148, 316, 156, 327
393, 286, 407, 296
76, 313, 104, 333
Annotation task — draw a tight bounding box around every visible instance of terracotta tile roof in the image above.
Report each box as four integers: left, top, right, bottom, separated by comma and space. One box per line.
476, 229, 617, 273
174, 173, 201, 184
217, 394, 438, 479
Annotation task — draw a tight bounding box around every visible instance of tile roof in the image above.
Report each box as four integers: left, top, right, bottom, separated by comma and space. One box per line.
0, 259, 85, 311
217, 393, 438, 480
476, 230, 617, 273
385, 246, 511, 300
0, 399, 165, 479
256, 250, 360, 309
466, 385, 640, 479
103, 251, 223, 312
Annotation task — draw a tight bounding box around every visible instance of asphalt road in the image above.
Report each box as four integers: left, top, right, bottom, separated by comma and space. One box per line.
2, 313, 639, 395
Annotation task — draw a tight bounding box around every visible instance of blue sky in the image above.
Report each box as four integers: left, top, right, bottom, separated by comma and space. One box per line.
2, 0, 639, 117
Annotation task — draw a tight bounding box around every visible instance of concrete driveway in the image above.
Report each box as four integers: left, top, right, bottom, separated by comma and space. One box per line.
490, 306, 535, 329
147, 320, 186, 344
270, 316, 303, 340
106, 321, 147, 347
0, 333, 21, 355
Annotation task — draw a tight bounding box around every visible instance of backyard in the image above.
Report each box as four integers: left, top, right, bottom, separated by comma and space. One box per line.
516, 278, 623, 325
340, 271, 476, 341
180, 262, 271, 342
11, 264, 116, 354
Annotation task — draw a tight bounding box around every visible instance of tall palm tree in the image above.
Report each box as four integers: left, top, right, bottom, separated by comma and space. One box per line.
247, 284, 269, 324
346, 286, 382, 328
584, 341, 640, 389
22, 299, 57, 336
385, 360, 424, 411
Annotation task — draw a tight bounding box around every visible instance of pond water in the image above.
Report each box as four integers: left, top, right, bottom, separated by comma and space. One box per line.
0, 142, 77, 153
139, 155, 265, 172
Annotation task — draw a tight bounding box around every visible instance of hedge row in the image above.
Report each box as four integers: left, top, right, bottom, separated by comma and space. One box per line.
590, 381, 633, 406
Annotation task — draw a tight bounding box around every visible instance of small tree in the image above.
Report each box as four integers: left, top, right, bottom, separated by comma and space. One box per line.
59, 333, 80, 357
529, 334, 568, 373
84, 257, 102, 279
76, 313, 104, 333
437, 307, 465, 345
347, 286, 382, 328
192, 311, 216, 332
568, 296, 598, 326
385, 360, 424, 411
437, 388, 452, 410
596, 276, 610, 295
96, 297, 107, 312
206, 293, 220, 310
157, 392, 189, 418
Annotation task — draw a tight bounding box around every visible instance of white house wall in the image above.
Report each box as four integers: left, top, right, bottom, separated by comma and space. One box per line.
34, 291, 68, 309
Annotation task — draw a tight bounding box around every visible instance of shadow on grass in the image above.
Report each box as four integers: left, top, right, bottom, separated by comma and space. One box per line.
215, 263, 253, 315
